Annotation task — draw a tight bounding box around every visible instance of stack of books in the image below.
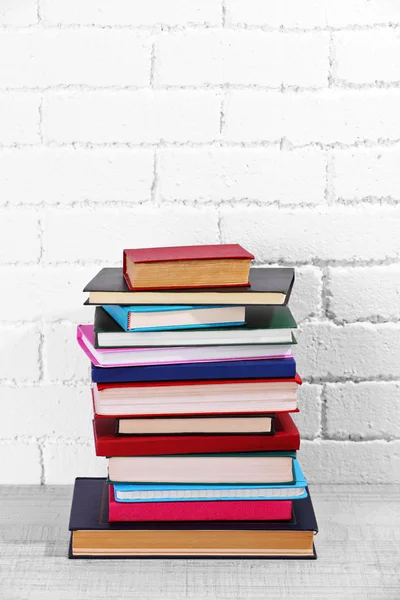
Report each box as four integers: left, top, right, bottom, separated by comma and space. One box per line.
69, 244, 318, 559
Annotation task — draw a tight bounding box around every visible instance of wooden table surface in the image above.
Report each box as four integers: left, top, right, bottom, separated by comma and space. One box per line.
1, 484, 399, 600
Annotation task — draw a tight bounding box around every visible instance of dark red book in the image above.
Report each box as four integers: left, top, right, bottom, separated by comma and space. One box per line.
96, 375, 302, 392
123, 244, 254, 290
93, 412, 300, 456
108, 485, 292, 522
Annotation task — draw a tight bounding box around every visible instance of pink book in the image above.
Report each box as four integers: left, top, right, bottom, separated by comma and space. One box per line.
108, 486, 293, 522
77, 325, 293, 368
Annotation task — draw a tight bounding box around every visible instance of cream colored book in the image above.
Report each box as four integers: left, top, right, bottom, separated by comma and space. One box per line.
108, 452, 295, 484
117, 414, 274, 435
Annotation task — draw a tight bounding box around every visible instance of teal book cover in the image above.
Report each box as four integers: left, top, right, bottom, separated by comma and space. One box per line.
102, 304, 245, 332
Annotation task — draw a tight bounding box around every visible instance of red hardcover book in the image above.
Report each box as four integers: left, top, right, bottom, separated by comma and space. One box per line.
108, 485, 293, 522
93, 413, 300, 457
93, 375, 302, 417
123, 244, 254, 290
96, 375, 302, 391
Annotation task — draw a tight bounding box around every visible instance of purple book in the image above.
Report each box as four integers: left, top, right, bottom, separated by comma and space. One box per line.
77, 324, 295, 368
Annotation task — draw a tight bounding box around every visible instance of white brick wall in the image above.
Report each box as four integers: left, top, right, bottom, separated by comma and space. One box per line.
41, 0, 222, 27
0, 1, 398, 484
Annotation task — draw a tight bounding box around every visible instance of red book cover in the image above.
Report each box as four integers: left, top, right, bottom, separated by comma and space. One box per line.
96, 374, 302, 392
93, 413, 300, 457
123, 244, 254, 290
124, 244, 254, 264
108, 486, 293, 522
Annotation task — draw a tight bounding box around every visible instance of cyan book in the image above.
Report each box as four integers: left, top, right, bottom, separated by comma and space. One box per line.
102, 304, 245, 332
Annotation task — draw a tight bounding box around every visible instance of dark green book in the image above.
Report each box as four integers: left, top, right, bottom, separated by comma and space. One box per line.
94, 305, 297, 348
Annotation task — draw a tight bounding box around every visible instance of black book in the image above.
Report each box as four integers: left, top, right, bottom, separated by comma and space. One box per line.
83, 267, 295, 306
68, 478, 318, 559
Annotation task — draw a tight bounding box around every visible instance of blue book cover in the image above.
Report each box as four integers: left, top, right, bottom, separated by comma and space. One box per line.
91, 357, 297, 383
112, 460, 307, 503
102, 304, 245, 332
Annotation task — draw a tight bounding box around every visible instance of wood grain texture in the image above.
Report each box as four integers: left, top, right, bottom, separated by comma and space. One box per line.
0, 485, 399, 600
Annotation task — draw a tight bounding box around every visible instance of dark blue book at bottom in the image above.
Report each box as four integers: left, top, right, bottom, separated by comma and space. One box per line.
68, 478, 318, 559
91, 357, 297, 384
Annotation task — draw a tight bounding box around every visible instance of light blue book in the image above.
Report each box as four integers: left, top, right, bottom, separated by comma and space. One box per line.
102, 304, 246, 332
112, 459, 307, 503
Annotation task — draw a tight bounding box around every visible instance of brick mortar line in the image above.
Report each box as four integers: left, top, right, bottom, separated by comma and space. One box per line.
37, 328, 44, 382
305, 376, 400, 384
149, 41, 156, 87
221, 0, 226, 27
3, 82, 400, 92
2, 200, 400, 211
217, 210, 223, 243
150, 150, 158, 203
36, 0, 41, 24
219, 94, 226, 137
0, 23, 398, 33
1, 140, 400, 150
37, 440, 45, 484
320, 383, 328, 438
1, 257, 399, 267
5, 87, 400, 96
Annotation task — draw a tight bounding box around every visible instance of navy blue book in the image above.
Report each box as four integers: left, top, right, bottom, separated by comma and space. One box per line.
91, 357, 297, 384
68, 478, 318, 559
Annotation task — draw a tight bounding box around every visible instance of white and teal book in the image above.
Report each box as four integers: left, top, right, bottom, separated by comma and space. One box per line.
102, 304, 246, 332
95, 305, 297, 348
111, 460, 307, 503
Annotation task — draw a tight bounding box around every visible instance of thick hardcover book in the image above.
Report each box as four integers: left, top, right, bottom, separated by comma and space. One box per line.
124, 244, 254, 264
94, 305, 297, 348
83, 267, 295, 306
78, 323, 295, 367
91, 357, 297, 384
93, 412, 300, 457
108, 486, 293, 522
123, 244, 254, 290
68, 478, 318, 558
